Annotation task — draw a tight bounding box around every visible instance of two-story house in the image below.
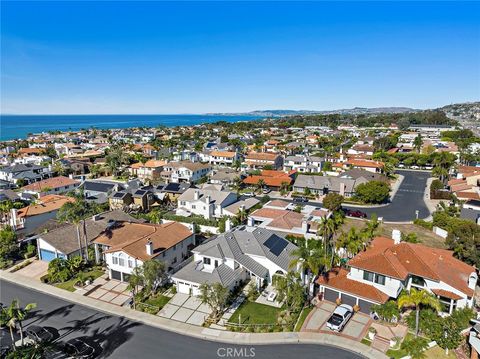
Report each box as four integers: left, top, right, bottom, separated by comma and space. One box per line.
160, 161, 212, 183
244, 152, 283, 170
208, 151, 240, 167
0, 163, 52, 185
93, 221, 195, 282
171, 226, 299, 296
317, 235, 478, 315
128, 160, 166, 182
283, 155, 324, 173
21, 176, 80, 197
176, 188, 238, 219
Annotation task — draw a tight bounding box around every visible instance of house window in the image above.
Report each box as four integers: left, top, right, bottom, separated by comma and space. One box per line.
172, 257, 177, 264
411, 275, 425, 288
203, 257, 211, 265
112, 256, 118, 265
118, 253, 125, 267
128, 259, 133, 268
375, 274, 386, 285
363, 270, 374, 282
192, 205, 196, 209
215, 260, 218, 268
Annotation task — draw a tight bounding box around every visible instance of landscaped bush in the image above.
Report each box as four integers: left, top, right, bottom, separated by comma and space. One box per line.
23, 244, 37, 259
413, 219, 433, 230
162, 213, 218, 227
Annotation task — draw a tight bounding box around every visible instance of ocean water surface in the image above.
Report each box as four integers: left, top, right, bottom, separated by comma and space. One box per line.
0, 114, 263, 141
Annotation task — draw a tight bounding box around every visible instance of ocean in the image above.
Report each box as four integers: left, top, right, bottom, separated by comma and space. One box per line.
0, 114, 264, 141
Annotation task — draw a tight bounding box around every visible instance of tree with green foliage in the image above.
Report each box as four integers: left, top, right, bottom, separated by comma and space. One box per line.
127, 266, 144, 309
57, 200, 87, 260
289, 238, 325, 285
398, 288, 441, 337
47, 258, 73, 283
400, 336, 429, 359
354, 181, 390, 204
199, 282, 229, 319
0, 226, 18, 268
413, 134, 423, 152
435, 316, 463, 355
274, 271, 305, 314
1, 299, 37, 349
322, 193, 344, 212
371, 300, 399, 323
142, 259, 166, 295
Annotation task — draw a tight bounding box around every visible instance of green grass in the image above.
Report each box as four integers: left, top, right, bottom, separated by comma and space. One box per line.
54, 268, 104, 292
294, 306, 314, 331
386, 348, 408, 359
360, 338, 372, 346
424, 346, 456, 359
228, 301, 282, 325
137, 293, 171, 314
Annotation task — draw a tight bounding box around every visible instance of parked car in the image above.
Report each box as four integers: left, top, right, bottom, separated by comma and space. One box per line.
262, 188, 271, 194
64, 338, 95, 358
26, 325, 54, 343
344, 209, 367, 218
326, 304, 354, 332
411, 165, 420, 169
293, 197, 308, 203
243, 192, 256, 197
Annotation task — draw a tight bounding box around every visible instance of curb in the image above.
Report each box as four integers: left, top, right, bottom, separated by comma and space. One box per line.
0, 271, 386, 359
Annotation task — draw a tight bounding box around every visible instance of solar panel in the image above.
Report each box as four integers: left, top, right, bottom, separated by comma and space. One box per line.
263, 236, 288, 257
113, 192, 125, 198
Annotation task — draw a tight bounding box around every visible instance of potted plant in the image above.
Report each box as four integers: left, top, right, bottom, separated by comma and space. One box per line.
353, 304, 360, 312
368, 327, 377, 340
335, 297, 342, 306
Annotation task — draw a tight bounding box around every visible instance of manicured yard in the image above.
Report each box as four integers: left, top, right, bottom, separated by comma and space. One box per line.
294, 306, 314, 331
54, 268, 104, 292
228, 301, 282, 325
424, 346, 456, 359
137, 293, 171, 314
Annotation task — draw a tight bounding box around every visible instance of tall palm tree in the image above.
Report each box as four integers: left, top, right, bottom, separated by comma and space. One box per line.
2, 299, 36, 348
397, 288, 441, 337
289, 240, 325, 286
317, 217, 335, 270
256, 179, 266, 194
337, 228, 364, 258
127, 267, 144, 309
361, 214, 379, 246
57, 201, 87, 260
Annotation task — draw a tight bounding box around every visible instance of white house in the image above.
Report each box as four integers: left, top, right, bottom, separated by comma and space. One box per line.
208, 151, 240, 167
317, 234, 477, 315
171, 226, 299, 296
161, 161, 212, 183
176, 188, 238, 219
283, 155, 324, 173
93, 221, 195, 282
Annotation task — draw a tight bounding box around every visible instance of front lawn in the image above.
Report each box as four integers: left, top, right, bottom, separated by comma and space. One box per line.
294, 306, 314, 331
136, 293, 171, 314
54, 268, 104, 292
424, 346, 456, 359
228, 301, 282, 325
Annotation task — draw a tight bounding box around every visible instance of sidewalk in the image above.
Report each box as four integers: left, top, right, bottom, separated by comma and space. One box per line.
0, 270, 386, 358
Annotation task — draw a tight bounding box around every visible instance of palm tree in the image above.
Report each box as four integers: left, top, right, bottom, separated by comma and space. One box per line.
397, 288, 441, 337
231, 176, 243, 194
337, 228, 364, 258
127, 267, 144, 310
236, 207, 248, 224
2, 299, 37, 348
256, 179, 266, 194
289, 240, 325, 285
317, 217, 335, 270
0, 200, 13, 224
57, 201, 87, 260
361, 214, 379, 246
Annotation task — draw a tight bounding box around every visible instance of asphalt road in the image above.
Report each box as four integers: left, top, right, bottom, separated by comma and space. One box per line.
253, 169, 431, 222
0, 281, 362, 359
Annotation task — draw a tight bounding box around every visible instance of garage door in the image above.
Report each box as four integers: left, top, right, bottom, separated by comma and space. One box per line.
358, 299, 374, 314
40, 249, 56, 262
177, 282, 191, 295
341, 294, 357, 307
324, 288, 340, 303
111, 270, 122, 281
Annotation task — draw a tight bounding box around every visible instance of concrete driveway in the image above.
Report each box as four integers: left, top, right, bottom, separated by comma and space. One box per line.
84, 278, 131, 306
158, 293, 212, 326
302, 301, 371, 341
14, 260, 48, 280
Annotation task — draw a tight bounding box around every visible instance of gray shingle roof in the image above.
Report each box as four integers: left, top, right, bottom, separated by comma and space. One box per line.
173, 260, 245, 287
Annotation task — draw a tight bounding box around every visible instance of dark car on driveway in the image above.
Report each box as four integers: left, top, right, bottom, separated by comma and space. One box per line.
293, 197, 309, 203
26, 325, 55, 343
344, 209, 367, 218
64, 338, 95, 358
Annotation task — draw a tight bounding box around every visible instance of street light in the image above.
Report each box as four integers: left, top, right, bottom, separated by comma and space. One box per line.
415, 210, 419, 220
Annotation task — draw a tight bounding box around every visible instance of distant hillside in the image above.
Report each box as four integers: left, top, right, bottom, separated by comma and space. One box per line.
207, 107, 417, 117
439, 102, 480, 135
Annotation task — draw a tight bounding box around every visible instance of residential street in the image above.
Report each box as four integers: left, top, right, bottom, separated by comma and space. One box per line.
259, 169, 431, 222
0, 280, 362, 359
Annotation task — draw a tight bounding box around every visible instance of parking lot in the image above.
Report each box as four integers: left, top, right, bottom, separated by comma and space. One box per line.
302, 301, 371, 340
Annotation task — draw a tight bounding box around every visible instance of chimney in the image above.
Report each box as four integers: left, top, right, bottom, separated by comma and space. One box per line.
240, 204, 246, 212
247, 216, 254, 227
205, 195, 211, 204
301, 220, 309, 233
194, 190, 200, 200
146, 240, 153, 256
339, 183, 345, 196
468, 272, 478, 289
392, 229, 401, 244
225, 218, 232, 232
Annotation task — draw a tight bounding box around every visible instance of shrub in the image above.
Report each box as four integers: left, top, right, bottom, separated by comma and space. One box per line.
400, 336, 429, 359
354, 181, 390, 204
48, 258, 73, 283
23, 244, 37, 259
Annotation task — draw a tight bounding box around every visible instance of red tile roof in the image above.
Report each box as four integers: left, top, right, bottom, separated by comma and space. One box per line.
22, 176, 79, 192
349, 237, 475, 296
317, 268, 389, 304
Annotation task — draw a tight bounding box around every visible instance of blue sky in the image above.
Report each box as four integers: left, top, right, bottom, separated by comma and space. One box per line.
1, 1, 479, 114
